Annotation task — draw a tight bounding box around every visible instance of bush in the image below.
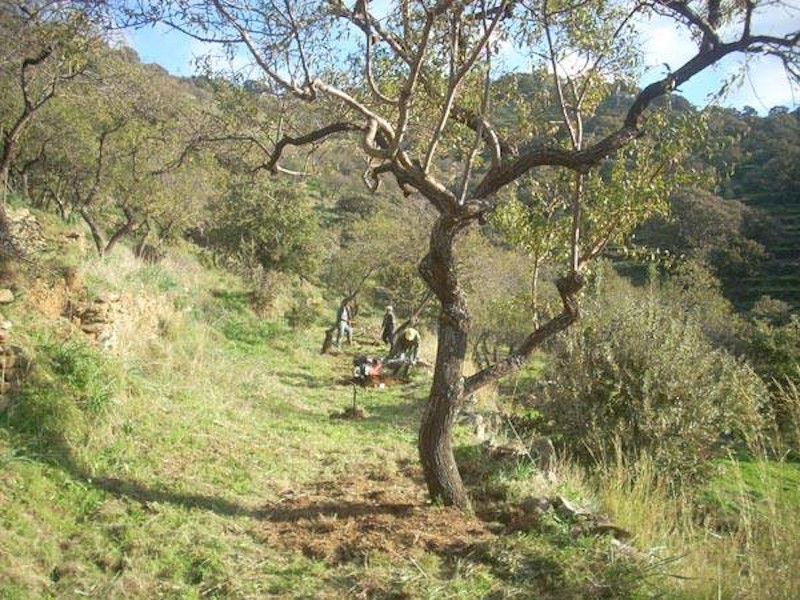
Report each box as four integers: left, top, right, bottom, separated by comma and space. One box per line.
529, 272, 768, 485
205, 176, 323, 278
745, 314, 800, 385
285, 290, 323, 329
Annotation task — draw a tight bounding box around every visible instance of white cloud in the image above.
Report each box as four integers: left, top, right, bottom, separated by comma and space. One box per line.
724, 54, 798, 110
639, 19, 696, 73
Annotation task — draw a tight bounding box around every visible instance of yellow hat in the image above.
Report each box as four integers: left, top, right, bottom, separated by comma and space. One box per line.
405, 328, 417, 341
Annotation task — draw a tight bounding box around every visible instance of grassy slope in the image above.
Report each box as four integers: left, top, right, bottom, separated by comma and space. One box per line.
0, 226, 649, 600
0, 211, 797, 599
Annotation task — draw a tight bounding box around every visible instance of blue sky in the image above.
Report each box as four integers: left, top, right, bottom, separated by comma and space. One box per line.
126, 6, 799, 114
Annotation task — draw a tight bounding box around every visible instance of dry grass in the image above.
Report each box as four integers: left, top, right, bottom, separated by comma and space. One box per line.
592, 451, 800, 600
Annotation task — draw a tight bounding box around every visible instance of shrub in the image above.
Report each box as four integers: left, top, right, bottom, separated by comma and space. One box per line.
285, 290, 323, 329
205, 176, 323, 278
529, 273, 768, 485
745, 314, 800, 385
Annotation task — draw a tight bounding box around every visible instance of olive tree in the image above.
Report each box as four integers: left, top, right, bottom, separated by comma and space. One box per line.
125, 0, 799, 508
21, 45, 219, 256
0, 1, 102, 245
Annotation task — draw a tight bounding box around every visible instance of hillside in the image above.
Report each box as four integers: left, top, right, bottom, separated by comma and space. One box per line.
0, 210, 642, 599
1, 207, 798, 600
2, 5, 799, 597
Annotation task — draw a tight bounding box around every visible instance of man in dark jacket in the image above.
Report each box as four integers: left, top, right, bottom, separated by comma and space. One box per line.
381, 305, 396, 347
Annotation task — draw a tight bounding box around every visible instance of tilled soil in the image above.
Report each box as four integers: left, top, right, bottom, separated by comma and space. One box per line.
251, 464, 496, 564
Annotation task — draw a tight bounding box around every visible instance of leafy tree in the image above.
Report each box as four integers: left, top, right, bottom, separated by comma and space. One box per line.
636, 189, 773, 281
205, 175, 324, 277
16, 44, 221, 255
0, 1, 100, 246
325, 196, 434, 315
125, 0, 800, 508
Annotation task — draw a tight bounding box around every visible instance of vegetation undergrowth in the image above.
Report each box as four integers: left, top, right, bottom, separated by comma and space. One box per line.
0, 207, 796, 599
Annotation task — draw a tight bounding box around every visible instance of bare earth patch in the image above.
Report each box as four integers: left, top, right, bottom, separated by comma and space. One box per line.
251, 463, 496, 564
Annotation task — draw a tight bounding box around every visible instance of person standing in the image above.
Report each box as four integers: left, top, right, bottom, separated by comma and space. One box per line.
335, 299, 352, 348
381, 305, 396, 347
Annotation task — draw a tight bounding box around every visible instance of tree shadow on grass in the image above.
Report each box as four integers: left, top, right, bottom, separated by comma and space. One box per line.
274, 368, 335, 390
85, 474, 418, 522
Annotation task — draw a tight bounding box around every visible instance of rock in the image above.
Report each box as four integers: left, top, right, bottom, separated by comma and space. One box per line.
520, 495, 552, 514
0, 289, 14, 303
81, 323, 105, 335
487, 439, 528, 461
8, 208, 46, 253
553, 495, 593, 519
591, 521, 633, 540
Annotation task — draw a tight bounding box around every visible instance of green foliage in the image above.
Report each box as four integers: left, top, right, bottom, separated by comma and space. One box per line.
285, 290, 324, 329
45, 340, 117, 416
532, 269, 768, 485
635, 189, 773, 292
325, 197, 432, 316
744, 316, 800, 455
205, 176, 323, 277
745, 314, 800, 385
459, 229, 549, 364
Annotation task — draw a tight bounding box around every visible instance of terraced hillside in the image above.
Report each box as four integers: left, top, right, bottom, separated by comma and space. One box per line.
741, 191, 800, 308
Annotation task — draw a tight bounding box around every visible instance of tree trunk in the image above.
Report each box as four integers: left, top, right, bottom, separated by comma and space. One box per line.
419, 298, 471, 508
417, 216, 472, 509
418, 214, 586, 509
104, 208, 136, 255
80, 207, 105, 256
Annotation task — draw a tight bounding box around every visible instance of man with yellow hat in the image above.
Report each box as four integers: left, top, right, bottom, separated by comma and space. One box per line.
392, 327, 420, 376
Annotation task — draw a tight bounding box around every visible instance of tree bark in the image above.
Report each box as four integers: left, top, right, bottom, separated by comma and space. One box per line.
79, 207, 105, 256
419, 297, 471, 508
418, 214, 586, 509
104, 207, 137, 255
418, 216, 471, 509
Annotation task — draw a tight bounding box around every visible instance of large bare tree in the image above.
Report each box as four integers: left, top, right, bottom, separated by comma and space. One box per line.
123, 0, 799, 508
